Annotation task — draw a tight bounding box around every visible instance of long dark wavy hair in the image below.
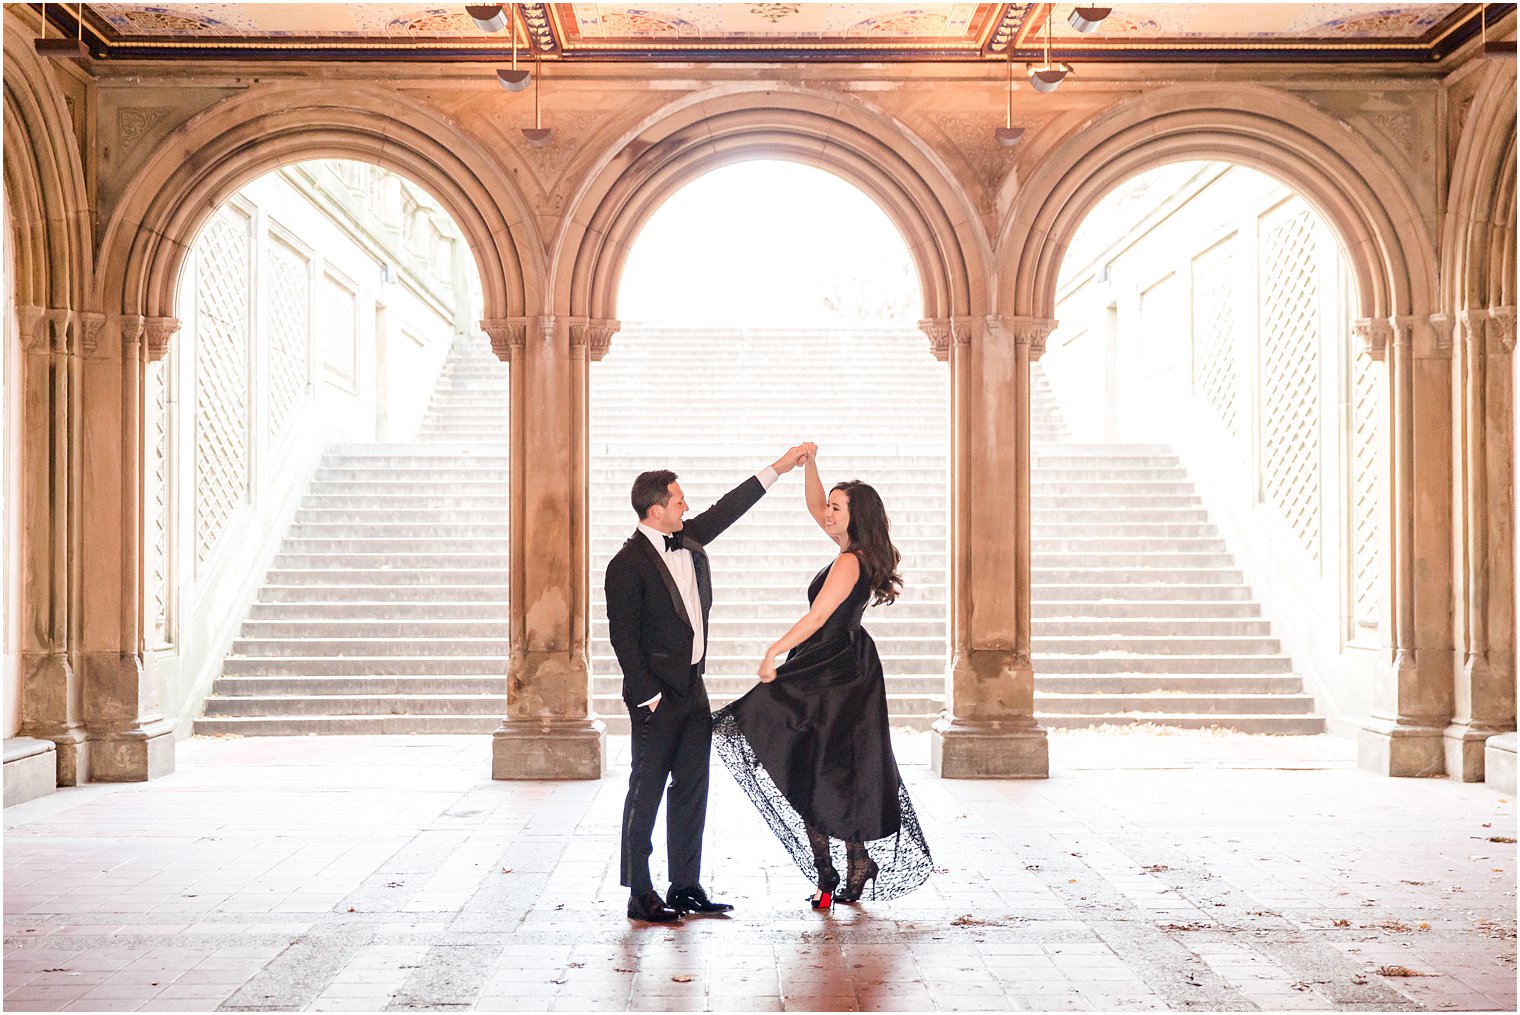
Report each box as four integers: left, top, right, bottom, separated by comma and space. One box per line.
832, 480, 903, 607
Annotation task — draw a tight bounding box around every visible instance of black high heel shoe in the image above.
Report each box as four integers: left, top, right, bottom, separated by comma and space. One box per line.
808, 866, 840, 910
835, 857, 878, 903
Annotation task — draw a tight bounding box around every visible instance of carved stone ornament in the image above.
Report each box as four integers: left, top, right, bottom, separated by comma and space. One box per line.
480, 317, 527, 359
143, 317, 181, 362
77, 312, 107, 358
918, 318, 952, 361
118, 314, 146, 351
1427, 312, 1455, 356
1353, 317, 1392, 360
44, 308, 72, 354
16, 306, 46, 352
1490, 306, 1517, 354
570, 319, 620, 362
1002, 316, 1058, 360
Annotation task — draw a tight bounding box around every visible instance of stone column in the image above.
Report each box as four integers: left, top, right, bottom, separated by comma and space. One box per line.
929, 314, 1050, 778
17, 306, 87, 784
79, 314, 175, 781
488, 315, 606, 779
1446, 306, 1517, 779
1360, 315, 1455, 776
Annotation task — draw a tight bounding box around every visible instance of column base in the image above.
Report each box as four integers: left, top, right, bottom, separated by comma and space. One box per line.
1359, 716, 1446, 777
493, 718, 606, 780
1485, 732, 1517, 793
90, 719, 176, 782
930, 718, 1048, 779
1444, 722, 1511, 783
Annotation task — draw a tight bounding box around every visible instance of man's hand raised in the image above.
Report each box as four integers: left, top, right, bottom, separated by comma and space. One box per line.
771, 443, 817, 475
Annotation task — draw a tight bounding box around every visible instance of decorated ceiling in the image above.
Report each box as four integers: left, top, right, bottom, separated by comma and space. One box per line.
44, 3, 1507, 62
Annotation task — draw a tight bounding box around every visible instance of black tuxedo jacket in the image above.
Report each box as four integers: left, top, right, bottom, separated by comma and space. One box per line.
604, 475, 767, 709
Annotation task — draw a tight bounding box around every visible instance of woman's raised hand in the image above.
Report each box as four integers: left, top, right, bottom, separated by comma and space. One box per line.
758, 655, 779, 683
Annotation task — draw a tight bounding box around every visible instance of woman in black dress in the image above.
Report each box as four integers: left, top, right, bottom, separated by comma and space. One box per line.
712, 450, 932, 908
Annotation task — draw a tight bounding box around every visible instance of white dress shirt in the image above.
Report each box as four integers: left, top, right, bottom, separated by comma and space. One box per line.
637, 466, 779, 709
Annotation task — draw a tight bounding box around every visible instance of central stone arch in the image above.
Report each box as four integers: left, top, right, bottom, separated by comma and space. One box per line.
553, 85, 992, 352
996, 82, 1452, 777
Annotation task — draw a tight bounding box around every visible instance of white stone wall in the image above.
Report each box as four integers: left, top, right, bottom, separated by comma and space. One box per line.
1047, 163, 1384, 736
149, 163, 479, 731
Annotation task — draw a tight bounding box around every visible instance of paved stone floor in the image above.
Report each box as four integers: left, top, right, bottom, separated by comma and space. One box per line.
3, 731, 1515, 1013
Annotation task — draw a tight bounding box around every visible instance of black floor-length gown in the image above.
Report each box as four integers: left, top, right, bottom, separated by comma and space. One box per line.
712, 555, 932, 900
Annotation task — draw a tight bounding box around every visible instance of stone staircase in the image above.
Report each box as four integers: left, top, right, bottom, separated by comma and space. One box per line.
1029, 372, 1323, 733
195, 325, 1321, 737
194, 340, 511, 735
588, 326, 958, 733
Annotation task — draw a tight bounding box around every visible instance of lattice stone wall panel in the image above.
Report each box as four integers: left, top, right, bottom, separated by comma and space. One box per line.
321, 274, 358, 383
1351, 347, 1383, 629
147, 357, 169, 644
268, 238, 311, 439
1190, 239, 1239, 438
1259, 203, 1322, 562
194, 204, 251, 569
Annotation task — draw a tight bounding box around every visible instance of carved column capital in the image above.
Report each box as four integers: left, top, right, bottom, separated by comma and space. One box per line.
569, 318, 620, 361
1354, 316, 1393, 361
480, 317, 528, 360
118, 314, 146, 354
1426, 313, 1455, 357
77, 312, 108, 359
43, 308, 72, 354
16, 305, 46, 352
1489, 305, 1516, 353
994, 315, 1058, 360
918, 318, 952, 361
143, 317, 180, 362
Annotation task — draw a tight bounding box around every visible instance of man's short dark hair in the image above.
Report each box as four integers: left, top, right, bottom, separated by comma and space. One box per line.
631, 470, 678, 519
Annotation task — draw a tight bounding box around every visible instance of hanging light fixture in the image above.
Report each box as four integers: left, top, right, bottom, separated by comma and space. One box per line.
1028, 7, 1070, 93
495, 4, 531, 91
466, 4, 508, 32
994, 45, 1025, 147
1067, 6, 1111, 33
521, 59, 551, 147
35, 2, 90, 59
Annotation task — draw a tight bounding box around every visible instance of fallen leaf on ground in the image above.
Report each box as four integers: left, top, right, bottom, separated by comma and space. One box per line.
672, 975, 693, 983
1333, 919, 1351, 927
1374, 965, 1428, 977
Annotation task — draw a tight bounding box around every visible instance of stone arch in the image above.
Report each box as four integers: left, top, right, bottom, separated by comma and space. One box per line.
553, 85, 991, 342
1443, 66, 1518, 313
2, 26, 92, 309
95, 84, 545, 346
996, 84, 1438, 324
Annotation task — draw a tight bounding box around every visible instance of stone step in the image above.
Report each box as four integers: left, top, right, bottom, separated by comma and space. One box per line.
1028, 552, 1239, 568
1031, 538, 1229, 552
1034, 524, 1220, 539
212, 675, 506, 696
231, 637, 512, 657
1033, 635, 1281, 654
314, 468, 511, 482
201, 693, 505, 717
1036, 713, 1325, 733
248, 601, 511, 620
1031, 618, 1272, 636
1029, 497, 1204, 510
272, 553, 510, 569
264, 568, 508, 586
301, 495, 511, 510
1034, 674, 1304, 693
240, 619, 512, 638
257, 584, 509, 603
1032, 654, 1293, 674
284, 538, 510, 554
192, 715, 503, 735
1031, 567, 1245, 584
1034, 691, 1316, 715
1032, 600, 1263, 619
1031, 584, 1254, 601
1031, 509, 1211, 524
290, 524, 510, 539
221, 656, 508, 676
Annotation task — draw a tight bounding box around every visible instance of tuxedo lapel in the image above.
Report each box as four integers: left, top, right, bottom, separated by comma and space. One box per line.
630, 531, 693, 633
685, 538, 713, 615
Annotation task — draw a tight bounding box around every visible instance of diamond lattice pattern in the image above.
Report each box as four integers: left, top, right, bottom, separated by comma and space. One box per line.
147, 357, 169, 644
321, 275, 358, 381
267, 239, 310, 440
1260, 204, 1322, 562
194, 205, 251, 569
1191, 239, 1239, 438
1351, 346, 1383, 629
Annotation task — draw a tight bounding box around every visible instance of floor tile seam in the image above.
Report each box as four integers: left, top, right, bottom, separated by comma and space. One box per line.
1248, 936, 1425, 1011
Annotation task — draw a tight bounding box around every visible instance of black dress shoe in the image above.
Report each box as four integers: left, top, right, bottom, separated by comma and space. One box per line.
627, 889, 680, 922
666, 884, 734, 915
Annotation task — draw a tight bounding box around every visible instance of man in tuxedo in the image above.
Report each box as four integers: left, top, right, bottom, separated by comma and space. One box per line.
606, 444, 814, 922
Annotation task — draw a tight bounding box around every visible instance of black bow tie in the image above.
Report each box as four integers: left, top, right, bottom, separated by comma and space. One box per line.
663, 533, 683, 553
